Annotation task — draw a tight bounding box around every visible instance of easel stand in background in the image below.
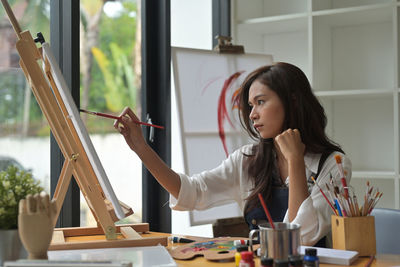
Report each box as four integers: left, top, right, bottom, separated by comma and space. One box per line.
1, 0, 167, 250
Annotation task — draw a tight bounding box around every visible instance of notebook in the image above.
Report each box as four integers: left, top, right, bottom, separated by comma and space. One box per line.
4, 260, 131, 267
47, 245, 177, 267
300, 246, 359, 265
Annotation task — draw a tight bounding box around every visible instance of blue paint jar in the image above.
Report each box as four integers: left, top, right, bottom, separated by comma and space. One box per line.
303, 248, 319, 267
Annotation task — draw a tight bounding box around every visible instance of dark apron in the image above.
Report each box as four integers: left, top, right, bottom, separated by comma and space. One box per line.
245, 186, 288, 229
244, 151, 333, 248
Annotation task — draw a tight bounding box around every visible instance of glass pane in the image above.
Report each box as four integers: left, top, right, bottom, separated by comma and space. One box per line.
0, 2, 51, 195
79, 0, 142, 226
170, 0, 214, 237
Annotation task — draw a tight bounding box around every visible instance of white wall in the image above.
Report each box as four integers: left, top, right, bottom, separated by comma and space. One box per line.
170, 0, 214, 237
171, 0, 212, 50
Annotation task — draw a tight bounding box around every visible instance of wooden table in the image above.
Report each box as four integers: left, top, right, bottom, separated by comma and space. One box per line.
154, 233, 400, 267
49, 231, 400, 266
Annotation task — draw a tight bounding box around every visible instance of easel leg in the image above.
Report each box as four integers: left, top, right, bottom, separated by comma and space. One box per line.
52, 159, 73, 226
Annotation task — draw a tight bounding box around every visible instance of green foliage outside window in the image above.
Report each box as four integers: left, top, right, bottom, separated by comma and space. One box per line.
86, 1, 138, 133
0, 0, 137, 136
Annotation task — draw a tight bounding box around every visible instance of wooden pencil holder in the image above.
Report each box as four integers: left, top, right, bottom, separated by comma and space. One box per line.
331, 215, 376, 256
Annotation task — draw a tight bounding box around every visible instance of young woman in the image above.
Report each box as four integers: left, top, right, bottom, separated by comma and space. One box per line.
115, 62, 351, 246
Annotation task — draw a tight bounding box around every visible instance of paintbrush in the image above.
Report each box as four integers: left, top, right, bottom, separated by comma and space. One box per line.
311, 177, 338, 215
334, 155, 348, 199
79, 109, 165, 129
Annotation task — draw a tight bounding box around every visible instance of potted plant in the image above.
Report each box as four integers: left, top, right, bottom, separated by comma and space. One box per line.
0, 165, 44, 264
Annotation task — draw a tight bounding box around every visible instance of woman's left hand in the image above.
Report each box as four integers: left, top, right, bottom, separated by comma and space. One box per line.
274, 128, 305, 163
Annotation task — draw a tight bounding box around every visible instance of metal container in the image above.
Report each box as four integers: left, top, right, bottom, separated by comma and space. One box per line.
249, 222, 301, 260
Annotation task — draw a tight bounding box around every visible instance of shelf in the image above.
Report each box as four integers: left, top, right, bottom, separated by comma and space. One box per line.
233, 0, 400, 209
312, 3, 393, 27
237, 13, 308, 34
352, 171, 396, 180
312, 0, 393, 12
234, 0, 308, 21
314, 88, 395, 98
236, 2, 393, 34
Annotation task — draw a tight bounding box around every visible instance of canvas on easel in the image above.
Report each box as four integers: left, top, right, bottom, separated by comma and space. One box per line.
172, 46, 273, 226
1, 0, 167, 249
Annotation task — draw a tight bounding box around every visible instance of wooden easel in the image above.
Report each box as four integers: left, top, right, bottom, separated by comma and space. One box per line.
1, 0, 167, 249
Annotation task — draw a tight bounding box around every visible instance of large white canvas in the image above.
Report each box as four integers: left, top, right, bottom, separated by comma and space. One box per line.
42, 43, 125, 220
172, 47, 273, 225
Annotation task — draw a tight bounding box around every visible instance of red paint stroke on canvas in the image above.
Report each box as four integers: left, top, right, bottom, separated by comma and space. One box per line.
218, 71, 244, 157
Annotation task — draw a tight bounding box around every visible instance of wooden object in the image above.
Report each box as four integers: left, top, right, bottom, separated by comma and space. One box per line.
1, 0, 167, 249
213, 35, 244, 54
212, 216, 249, 238
170, 237, 241, 261
331, 215, 376, 256
18, 193, 57, 259
49, 224, 167, 250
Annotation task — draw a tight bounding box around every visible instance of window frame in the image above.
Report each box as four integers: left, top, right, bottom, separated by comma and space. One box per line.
141, 0, 172, 233
50, 0, 80, 228
212, 0, 231, 48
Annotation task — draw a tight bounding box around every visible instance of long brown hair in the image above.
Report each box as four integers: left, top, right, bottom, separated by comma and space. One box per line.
238, 62, 343, 214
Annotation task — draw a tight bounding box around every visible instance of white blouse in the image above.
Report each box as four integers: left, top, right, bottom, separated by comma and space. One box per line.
169, 144, 352, 246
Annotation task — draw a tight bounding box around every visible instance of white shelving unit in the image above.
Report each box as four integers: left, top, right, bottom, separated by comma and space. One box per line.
232, 0, 400, 209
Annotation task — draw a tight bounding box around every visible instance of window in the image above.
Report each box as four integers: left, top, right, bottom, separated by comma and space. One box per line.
0, 0, 51, 196
79, 0, 142, 226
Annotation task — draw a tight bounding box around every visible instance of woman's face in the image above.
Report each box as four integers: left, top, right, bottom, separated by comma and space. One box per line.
248, 80, 285, 139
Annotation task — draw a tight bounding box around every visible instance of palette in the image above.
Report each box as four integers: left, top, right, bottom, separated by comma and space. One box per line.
170, 237, 248, 261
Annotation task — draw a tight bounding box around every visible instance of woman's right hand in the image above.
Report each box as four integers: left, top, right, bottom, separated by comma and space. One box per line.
114, 107, 181, 198
114, 107, 147, 153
